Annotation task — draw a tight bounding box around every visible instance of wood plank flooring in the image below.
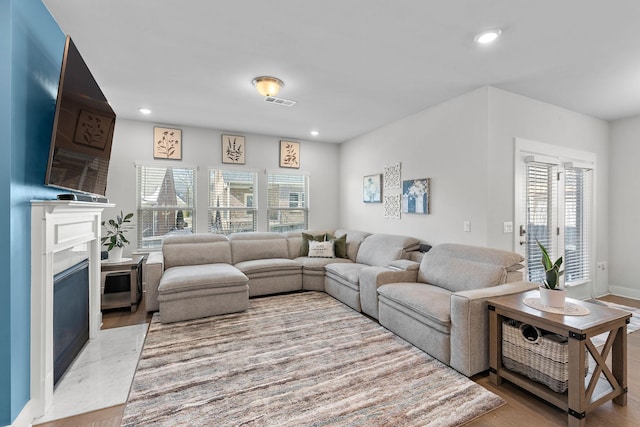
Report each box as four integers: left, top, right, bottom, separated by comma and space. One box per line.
34, 294, 640, 427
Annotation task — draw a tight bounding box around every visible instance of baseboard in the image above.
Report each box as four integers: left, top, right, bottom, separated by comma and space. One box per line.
7, 400, 34, 427
608, 285, 640, 301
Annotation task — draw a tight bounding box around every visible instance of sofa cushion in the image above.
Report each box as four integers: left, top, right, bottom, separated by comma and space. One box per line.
377, 283, 452, 333
308, 240, 335, 258
418, 253, 507, 292
294, 256, 352, 272
158, 263, 247, 294
229, 232, 289, 263
356, 233, 421, 266
326, 233, 348, 259
325, 263, 367, 288
334, 229, 371, 262
162, 234, 232, 270
428, 243, 524, 272
234, 258, 301, 275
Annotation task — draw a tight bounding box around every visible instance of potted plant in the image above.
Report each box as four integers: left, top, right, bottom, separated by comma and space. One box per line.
101, 211, 133, 262
536, 239, 566, 308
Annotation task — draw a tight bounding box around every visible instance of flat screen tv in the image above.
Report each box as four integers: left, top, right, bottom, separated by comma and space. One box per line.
45, 36, 116, 196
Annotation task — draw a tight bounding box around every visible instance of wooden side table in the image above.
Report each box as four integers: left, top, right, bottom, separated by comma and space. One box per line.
488, 290, 630, 427
100, 255, 144, 312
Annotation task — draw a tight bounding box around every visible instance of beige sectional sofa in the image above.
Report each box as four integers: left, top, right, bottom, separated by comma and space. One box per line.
144, 230, 538, 377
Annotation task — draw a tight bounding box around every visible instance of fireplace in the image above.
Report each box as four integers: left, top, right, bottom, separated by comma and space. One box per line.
31, 200, 112, 419
53, 258, 89, 385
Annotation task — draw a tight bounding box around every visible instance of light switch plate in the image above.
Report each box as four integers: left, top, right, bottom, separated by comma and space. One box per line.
464, 221, 471, 232
503, 222, 513, 233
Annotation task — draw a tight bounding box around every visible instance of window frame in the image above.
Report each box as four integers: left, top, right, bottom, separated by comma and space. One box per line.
208, 168, 258, 235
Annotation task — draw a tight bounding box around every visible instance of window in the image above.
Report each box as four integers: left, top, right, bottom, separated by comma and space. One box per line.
515, 139, 594, 289
267, 173, 309, 232
209, 169, 257, 234
136, 164, 196, 250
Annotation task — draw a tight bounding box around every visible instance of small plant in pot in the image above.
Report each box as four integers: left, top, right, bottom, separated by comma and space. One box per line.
101, 211, 133, 262
536, 239, 566, 308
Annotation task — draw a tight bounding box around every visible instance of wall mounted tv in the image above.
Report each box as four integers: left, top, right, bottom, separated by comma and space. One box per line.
45, 36, 116, 196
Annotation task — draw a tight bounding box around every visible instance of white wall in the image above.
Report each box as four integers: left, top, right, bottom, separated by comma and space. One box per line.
338, 88, 490, 244
339, 86, 610, 297
609, 115, 640, 298
105, 119, 341, 255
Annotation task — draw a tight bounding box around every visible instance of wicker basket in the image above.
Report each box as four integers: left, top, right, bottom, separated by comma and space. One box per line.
502, 319, 581, 393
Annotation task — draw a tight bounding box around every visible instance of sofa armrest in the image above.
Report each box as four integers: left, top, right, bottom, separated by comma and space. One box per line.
144, 251, 164, 312
388, 259, 420, 271
360, 266, 419, 319
449, 281, 539, 376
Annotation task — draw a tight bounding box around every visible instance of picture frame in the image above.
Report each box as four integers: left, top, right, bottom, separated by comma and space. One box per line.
222, 134, 246, 164
279, 140, 300, 168
384, 194, 401, 219
73, 109, 114, 150
384, 162, 401, 189
363, 174, 382, 203
402, 178, 430, 214
153, 127, 182, 160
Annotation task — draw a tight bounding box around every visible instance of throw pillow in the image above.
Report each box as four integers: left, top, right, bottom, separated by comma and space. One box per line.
301, 232, 325, 256
332, 233, 348, 259
308, 240, 335, 258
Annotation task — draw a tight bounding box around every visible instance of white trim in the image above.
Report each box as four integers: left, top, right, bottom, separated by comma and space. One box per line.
8, 399, 34, 427
608, 286, 640, 301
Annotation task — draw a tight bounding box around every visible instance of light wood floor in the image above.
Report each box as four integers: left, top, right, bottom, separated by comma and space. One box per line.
34, 295, 640, 427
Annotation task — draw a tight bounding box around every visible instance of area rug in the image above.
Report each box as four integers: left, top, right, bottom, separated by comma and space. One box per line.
589, 299, 640, 347
122, 292, 505, 426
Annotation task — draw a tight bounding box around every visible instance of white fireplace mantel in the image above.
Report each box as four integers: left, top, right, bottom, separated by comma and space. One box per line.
30, 200, 113, 419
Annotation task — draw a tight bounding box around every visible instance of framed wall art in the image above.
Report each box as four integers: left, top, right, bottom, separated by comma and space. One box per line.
153, 127, 182, 160
222, 134, 246, 164
384, 194, 401, 219
280, 140, 300, 168
402, 178, 430, 214
363, 174, 382, 203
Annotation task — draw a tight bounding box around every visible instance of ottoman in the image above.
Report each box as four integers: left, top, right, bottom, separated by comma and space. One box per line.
157, 263, 249, 323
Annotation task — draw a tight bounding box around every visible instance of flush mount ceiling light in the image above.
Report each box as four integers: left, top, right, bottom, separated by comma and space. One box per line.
139, 108, 152, 115
310, 130, 319, 136
252, 76, 284, 97
474, 29, 502, 44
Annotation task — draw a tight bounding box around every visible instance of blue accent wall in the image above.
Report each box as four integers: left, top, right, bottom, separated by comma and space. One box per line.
1, 0, 64, 424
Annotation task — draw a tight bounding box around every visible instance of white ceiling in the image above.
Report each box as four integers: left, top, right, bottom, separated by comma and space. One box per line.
42, 1, 640, 143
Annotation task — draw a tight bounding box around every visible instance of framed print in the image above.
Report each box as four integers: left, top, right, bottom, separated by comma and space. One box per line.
73, 110, 114, 150
402, 178, 430, 214
384, 194, 401, 219
222, 134, 246, 164
280, 140, 300, 168
154, 127, 182, 160
363, 174, 382, 203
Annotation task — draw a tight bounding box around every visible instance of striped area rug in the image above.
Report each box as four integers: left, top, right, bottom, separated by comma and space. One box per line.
122, 292, 504, 426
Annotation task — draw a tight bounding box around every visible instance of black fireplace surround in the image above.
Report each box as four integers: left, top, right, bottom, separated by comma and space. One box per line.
53, 258, 89, 385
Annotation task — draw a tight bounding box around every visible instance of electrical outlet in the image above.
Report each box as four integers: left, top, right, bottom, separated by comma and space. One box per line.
597, 262, 608, 271
463, 221, 471, 232
503, 222, 513, 233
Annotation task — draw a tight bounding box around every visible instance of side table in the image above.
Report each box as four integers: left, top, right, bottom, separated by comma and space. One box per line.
488, 290, 630, 427
101, 255, 144, 312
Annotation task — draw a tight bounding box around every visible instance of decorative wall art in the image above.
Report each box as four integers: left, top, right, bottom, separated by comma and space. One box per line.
383, 162, 401, 189
280, 140, 300, 168
384, 194, 401, 219
154, 127, 182, 160
73, 110, 114, 150
402, 178, 430, 214
363, 174, 382, 203
222, 134, 246, 164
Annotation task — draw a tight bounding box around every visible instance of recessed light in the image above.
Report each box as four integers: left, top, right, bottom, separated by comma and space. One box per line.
139, 108, 152, 115
474, 29, 502, 44
310, 130, 319, 137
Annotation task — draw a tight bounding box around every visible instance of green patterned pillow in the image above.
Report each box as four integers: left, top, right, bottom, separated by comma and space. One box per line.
300, 232, 326, 256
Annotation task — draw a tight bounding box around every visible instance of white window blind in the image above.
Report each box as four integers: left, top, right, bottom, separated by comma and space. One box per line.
267, 173, 309, 232
525, 161, 558, 283
208, 169, 257, 234
564, 166, 592, 284
136, 164, 196, 250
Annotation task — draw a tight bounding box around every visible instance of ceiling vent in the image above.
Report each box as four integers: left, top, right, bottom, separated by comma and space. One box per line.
264, 96, 296, 107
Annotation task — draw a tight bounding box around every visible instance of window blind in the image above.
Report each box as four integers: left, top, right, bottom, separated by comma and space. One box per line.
267, 173, 309, 232
525, 161, 558, 283
208, 169, 257, 234
136, 164, 196, 249
564, 166, 592, 284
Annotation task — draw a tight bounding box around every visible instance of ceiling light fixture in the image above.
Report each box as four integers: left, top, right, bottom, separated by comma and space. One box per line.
310, 130, 319, 137
252, 76, 284, 97
139, 108, 152, 115
474, 29, 502, 44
